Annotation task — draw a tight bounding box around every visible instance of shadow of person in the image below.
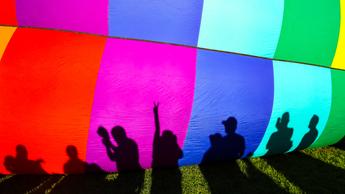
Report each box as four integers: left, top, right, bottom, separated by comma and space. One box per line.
201, 117, 245, 164
63, 145, 105, 174
64, 145, 86, 174
266, 112, 293, 156
100, 126, 143, 171
3, 156, 16, 174
151, 102, 183, 194
199, 117, 252, 193
98, 126, 144, 193
202, 133, 223, 164
295, 115, 319, 151
3, 145, 47, 174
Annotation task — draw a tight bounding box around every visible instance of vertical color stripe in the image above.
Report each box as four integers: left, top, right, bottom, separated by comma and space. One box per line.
254, 61, 332, 157
311, 69, 345, 147
180, 50, 274, 165
274, 0, 340, 66
0, 28, 106, 174
197, 0, 284, 58
0, 26, 16, 60
86, 39, 196, 171
16, 0, 108, 35
332, 0, 345, 70
108, 0, 203, 46
0, 0, 17, 25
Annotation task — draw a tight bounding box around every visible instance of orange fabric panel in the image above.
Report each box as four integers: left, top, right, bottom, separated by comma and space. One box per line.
0, 28, 106, 173
0, 0, 17, 25
0, 26, 16, 60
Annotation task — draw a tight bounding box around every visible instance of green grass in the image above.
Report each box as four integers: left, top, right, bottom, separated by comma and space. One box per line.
1, 144, 345, 194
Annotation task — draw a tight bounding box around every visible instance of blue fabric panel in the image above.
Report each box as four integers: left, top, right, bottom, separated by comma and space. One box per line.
108, 0, 203, 46
180, 49, 274, 166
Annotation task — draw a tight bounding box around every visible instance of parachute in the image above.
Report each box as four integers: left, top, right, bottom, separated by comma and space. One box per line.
0, 0, 344, 174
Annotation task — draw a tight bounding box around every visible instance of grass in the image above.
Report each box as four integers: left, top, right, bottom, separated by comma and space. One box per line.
0, 143, 344, 194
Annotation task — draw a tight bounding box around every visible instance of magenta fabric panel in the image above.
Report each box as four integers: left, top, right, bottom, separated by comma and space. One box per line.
86, 38, 197, 171
16, 0, 108, 35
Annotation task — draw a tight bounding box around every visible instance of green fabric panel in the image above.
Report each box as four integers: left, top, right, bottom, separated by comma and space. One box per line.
311, 70, 345, 148
274, 0, 340, 66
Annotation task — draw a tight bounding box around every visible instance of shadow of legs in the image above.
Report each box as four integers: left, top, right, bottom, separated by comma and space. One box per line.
264, 152, 345, 193
199, 160, 285, 193
151, 167, 182, 194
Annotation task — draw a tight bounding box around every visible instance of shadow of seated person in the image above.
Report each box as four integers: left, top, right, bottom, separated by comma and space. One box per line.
98, 126, 144, 193
64, 145, 86, 174
152, 103, 183, 168
151, 102, 183, 194
266, 112, 293, 156
4, 156, 17, 174
64, 145, 105, 174
202, 117, 245, 164
202, 133, 223, 163
295, 115, 319, 151
200, 116, 245, 192
3, 145, 47, 174
99, 126, 143, 171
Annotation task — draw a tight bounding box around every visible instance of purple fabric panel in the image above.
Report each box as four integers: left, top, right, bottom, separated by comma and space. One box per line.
16, 0, 108, 35
86, 38, 197, 171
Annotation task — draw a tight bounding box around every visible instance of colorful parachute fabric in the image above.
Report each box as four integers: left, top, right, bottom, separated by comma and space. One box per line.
0, 0, 344, 174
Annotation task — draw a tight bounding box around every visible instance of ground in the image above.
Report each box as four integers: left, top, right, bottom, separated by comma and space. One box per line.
0, 142, 344, 194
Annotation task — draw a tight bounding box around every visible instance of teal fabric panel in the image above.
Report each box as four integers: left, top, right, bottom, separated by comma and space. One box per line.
253, 61, 332, 157
197, 0, 284, 58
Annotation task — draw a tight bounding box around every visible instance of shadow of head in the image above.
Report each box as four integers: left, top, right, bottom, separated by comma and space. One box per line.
162, 130, 177, 143
66, 145, 79, 160
280, 112, 290, 127
222, 117, 237, 134
309, 115, 319, 129
3, 155, 15, 171
111, 126, 127, 144
16, 144, 28, 160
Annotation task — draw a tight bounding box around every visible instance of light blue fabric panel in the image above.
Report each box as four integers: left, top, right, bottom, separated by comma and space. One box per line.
253, 61, 332, 157
198, 0, 284, 58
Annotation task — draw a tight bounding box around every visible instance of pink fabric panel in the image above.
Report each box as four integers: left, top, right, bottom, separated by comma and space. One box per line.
16, 0, 108, 35
86, 38, 197, 171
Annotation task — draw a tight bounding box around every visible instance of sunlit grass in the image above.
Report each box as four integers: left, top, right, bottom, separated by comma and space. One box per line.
303, 147, 345, 170
0, 175, 14, 184
250, 158, 303, 194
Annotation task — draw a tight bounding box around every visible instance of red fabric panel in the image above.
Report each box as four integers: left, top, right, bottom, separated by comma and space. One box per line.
0, 0, 17, 25
0, 28, 106, 173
